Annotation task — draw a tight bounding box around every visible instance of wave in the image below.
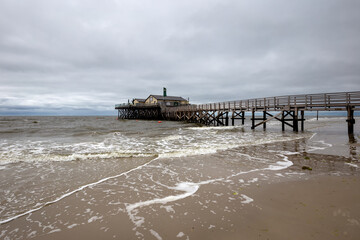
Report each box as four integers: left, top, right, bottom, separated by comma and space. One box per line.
0, 127, 312, 164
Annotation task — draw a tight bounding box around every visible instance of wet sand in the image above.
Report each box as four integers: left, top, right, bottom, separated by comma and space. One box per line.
222, 175, 360, 240
1, 149, 359, 240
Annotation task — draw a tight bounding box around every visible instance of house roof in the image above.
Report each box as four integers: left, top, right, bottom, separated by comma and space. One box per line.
149, 95, 188, 101
134, 98, 146, 102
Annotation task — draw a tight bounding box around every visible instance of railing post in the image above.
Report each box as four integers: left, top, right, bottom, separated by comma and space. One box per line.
274, 97, 276, 110
324, 94, 327, 110
288, 96, 290, 107
347, 106, 355, 135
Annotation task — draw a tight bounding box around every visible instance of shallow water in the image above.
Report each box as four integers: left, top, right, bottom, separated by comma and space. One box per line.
0, 116, 359, 239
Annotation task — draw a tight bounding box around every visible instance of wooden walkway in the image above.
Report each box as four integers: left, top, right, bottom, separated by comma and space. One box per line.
116, 91, 360, 134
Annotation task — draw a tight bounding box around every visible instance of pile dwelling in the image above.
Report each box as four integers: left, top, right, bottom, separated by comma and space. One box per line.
115, 88, 189, 120
116, 90, 360, 135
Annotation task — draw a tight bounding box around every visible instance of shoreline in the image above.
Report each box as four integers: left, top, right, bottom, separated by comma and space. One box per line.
29, 172, 360, 240
1, 149, 359, 240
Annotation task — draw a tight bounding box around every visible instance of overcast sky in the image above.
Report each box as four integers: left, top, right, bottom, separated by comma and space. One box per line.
1, 0, 359, 115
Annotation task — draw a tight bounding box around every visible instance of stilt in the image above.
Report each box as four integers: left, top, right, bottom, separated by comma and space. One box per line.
263, 110, 267, 130
225, 112, 229, 126
231, 111, 235, 126
316, 110, 319, 120
347, 106, 355, 135
241, 111, 245, 125
293, 109, 298, 132
301, 110, 304, 131
282, 111, 285, 131
214, 111, 217, 126
251, 109, 255, 129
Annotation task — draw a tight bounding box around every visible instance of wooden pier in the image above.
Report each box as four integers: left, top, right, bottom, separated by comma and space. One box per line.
116, 91, 360, 134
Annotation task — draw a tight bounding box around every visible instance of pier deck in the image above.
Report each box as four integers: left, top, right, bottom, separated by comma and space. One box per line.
116, 91, 360, 134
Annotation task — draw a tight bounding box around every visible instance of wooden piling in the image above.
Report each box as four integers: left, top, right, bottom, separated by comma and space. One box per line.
347, 106, 355, 135
225, 112, 229, 126
293, 109, 298, 132
263, 110, 267, 130
241, 111, 245, 125
251, 109, 255, 129
301, 110, 304, 131
231, 111, 235, 126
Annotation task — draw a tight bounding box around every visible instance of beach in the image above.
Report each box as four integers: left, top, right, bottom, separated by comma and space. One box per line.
0, 116, 359, 239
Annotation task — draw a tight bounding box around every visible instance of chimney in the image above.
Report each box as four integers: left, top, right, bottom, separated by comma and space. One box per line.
163, 87, 167, 97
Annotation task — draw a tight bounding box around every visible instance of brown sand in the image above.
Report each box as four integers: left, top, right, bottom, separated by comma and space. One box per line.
24, 176, 360, 240
215, 175, 360, 240
1, 147, 359, 240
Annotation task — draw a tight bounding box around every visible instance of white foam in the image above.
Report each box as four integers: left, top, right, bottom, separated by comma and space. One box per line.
0, 120, 311, 164
67, 224, 78, 229
248, 178, 258, 183
187, 126, 242, 131
177, 232, 185, 237
126, 179, 219, 228
240, 194, 253, 204
88, 215, 102, 223
308, 140, 333, 152
126, 182, 200, 213
150, 229, 162, 240
345, 163, 358, 168
160, 205, 175, 213
267, 160, 293, 171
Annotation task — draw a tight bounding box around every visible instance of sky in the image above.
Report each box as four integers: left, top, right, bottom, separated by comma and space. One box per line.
0, 0, 360, 115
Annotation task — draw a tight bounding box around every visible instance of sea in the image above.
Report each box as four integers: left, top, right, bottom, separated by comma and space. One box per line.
0, 115, 359, 239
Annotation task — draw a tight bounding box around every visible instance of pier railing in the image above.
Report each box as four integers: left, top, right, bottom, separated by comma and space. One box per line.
167, 91, 360, 112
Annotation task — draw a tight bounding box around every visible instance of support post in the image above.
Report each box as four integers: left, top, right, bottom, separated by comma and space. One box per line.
263, 109, 267, 130
301, 110, 304, 131
347, 106, 355, 135
225, 112, 229, 126
293, 109, 299, 132
282, 111, 285, 131
251, 109, 255, 129
231, 111, 235, 126
241, 111, 245, 125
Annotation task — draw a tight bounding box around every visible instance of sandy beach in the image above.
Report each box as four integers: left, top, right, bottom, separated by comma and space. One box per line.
2, 147, 360, 240
25, 175, 360, 240
0, 116, 359, 239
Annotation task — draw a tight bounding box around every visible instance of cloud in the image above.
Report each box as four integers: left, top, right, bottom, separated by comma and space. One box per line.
0, 0, 359, 115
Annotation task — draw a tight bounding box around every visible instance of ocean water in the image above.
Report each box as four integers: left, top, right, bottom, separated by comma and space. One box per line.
0, 116, 359, 239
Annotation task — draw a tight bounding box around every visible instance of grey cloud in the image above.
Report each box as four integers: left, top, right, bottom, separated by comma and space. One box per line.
0, 0, 360, 115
